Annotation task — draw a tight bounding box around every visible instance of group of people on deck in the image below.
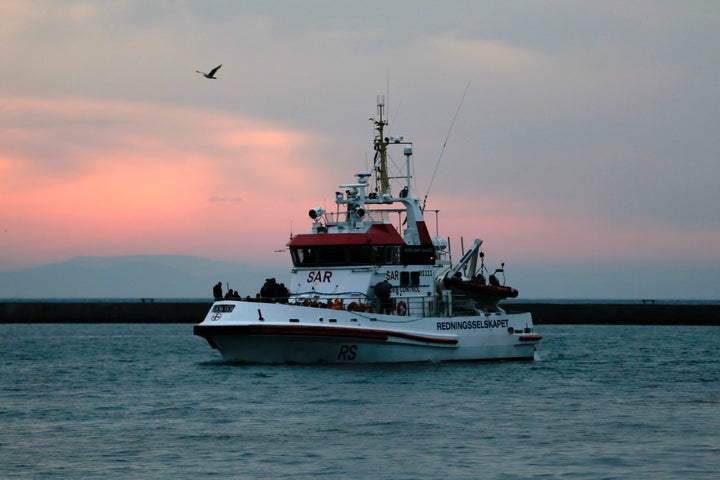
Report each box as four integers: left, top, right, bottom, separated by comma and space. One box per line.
213, 281, 243, 300
211, 278, 397, 314
259, 278, 290, 302
212, 279, 289, 302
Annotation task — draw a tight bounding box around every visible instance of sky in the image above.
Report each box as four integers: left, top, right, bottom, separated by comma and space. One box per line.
1, 1, 719, 299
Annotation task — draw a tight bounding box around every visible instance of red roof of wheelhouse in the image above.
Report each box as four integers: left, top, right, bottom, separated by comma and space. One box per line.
287, 223, 406, 247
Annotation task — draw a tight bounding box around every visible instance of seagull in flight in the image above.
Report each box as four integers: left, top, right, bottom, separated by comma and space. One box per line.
196, 64, 222, 79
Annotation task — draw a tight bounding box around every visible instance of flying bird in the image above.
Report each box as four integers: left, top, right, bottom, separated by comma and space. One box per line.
196, 64, 222, 79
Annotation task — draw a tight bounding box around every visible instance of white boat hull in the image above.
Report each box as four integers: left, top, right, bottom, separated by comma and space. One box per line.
194, 301, 540, 363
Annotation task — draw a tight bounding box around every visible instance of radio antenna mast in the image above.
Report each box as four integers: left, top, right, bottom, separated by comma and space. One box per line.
422, 80, 471, 211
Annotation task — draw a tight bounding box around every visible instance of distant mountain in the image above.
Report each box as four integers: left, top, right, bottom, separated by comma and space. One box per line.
3, 255, 719, 301
0, 255, 287, 299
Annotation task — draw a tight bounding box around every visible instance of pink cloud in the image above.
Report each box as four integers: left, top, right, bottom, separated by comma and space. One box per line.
0, 96, 325, 268
431, 192, 720, 265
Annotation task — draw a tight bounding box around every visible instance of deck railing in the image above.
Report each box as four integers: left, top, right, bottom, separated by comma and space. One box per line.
237, 293, 505, 318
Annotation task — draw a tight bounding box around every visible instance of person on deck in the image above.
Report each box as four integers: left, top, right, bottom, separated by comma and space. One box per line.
213, 282, 223, 300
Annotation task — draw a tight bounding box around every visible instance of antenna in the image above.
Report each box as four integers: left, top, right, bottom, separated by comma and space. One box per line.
422, 80, 471, 211
386, 67, 390, 119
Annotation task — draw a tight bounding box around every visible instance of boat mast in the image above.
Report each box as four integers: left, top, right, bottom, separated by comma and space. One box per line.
373, 96, 390, 196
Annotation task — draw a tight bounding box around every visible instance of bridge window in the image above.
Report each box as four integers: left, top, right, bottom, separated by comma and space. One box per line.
372, 246, 397, 265
317, 246, 347, 265
291, 244, 411, 267
292, 247, 318, 266
348, 246, 372, 265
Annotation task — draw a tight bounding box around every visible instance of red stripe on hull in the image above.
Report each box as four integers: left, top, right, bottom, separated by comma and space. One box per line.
195, 324, 458, 345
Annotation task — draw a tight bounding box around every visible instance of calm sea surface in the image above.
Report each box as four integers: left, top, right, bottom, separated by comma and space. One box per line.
1, 324, 718, 479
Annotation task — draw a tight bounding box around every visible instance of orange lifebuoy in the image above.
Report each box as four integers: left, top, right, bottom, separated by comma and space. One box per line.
396, 301, 408, 316
347, 302, 359, 312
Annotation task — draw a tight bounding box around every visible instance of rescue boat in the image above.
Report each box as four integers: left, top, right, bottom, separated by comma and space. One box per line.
194, 97, 541, 363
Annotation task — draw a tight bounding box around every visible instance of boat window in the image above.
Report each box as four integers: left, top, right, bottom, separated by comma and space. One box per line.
372, 246, 394, 265
292, 247, 318, 267
293, 245, 408, 267
212, 304, 235, 313
317, 246, 347, 265
372, 246, 384, 264
348, 246, 372, 265
400, 271, 422, 286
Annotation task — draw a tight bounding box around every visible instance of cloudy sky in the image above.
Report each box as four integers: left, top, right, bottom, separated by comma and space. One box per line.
1, 1, 719, 298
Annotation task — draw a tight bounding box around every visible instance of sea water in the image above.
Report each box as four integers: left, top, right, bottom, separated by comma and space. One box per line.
1, 324, 718, 479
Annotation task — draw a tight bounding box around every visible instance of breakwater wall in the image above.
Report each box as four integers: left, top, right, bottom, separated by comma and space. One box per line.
507, 303, 720, 326
1, 301, 719, 325
0, 301, 213, 324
